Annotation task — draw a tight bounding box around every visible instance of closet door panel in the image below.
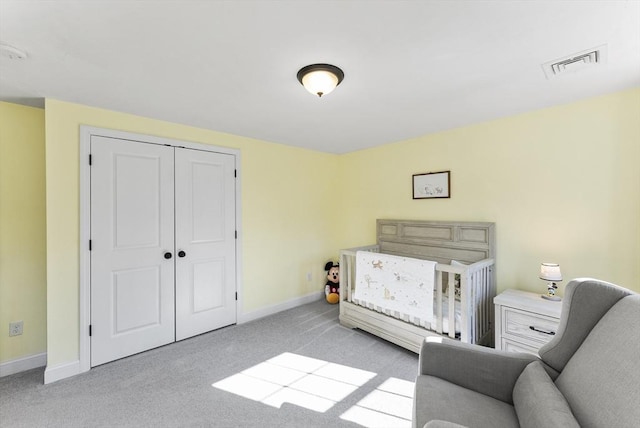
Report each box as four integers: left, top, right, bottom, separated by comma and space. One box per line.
175, 148, 236, 340
90, 136, 175, 366
192, 259, 225, 312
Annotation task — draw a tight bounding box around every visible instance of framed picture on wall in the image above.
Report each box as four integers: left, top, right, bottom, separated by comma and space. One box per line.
413, 171, 450, 199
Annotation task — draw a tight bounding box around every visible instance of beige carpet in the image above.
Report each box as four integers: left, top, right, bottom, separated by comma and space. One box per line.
0, 299, 419, 427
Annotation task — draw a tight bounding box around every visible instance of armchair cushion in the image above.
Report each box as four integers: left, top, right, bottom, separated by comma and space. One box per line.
512, 361, 579, 428
419, 337, 538, 403
413, 375, 518, 428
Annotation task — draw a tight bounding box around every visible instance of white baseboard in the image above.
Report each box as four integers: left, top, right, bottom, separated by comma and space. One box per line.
32, 292, 322, 383
44, 359, 81, 384
238, 291, 324, 324
0, 352, 47, 378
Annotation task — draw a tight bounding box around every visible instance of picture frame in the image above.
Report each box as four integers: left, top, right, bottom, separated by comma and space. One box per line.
412, 171, 450, 199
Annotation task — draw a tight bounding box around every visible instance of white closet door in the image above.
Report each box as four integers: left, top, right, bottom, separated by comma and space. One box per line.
175, 148, 237, 340
90, 136, 175, 366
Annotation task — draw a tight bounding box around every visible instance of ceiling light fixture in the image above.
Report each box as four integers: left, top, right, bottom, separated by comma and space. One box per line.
297, 63, 344, 98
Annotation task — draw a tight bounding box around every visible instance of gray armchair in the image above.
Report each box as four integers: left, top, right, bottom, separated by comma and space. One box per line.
412, 278, 639, 428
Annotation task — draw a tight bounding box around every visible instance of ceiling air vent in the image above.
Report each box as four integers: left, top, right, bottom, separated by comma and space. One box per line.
542, 45, 607, 79
0, 43, 28, 60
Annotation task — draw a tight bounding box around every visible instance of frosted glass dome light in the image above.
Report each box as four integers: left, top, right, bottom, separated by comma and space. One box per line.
297, 64, 344, 97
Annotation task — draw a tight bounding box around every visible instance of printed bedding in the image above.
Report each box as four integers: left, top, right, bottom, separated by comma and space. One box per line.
353, 251, 457, 330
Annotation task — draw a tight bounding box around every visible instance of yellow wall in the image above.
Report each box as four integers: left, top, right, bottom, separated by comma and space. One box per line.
0, 102, 47, 364
3, 87, 638, 374
44, 99, 340, 367
338, 88, 640, 294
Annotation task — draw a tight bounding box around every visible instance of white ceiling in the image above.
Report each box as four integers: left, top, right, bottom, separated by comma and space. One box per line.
1, 1, 639, 154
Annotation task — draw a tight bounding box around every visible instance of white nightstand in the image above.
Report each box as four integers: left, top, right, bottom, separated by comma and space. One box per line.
494, 289, 562, 355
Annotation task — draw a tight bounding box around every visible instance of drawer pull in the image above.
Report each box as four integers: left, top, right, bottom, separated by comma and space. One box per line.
529, 326, 555, 336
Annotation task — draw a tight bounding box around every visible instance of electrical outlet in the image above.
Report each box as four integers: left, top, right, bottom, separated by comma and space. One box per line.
306, 272, 312, 282
9, 321, 23, 337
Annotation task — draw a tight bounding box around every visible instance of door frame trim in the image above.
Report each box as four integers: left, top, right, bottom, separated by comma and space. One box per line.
79, 126, 242, 373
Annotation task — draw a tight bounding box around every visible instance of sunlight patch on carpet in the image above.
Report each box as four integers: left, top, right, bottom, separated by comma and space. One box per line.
212, 352, 376, 413
339, 377, 414, 427
212, 352, 413, 426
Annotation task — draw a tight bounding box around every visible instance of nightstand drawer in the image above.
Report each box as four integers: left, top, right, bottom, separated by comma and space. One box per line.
502, 307, 559, 344
501, 338, 540, 355
495, 289, 562, 354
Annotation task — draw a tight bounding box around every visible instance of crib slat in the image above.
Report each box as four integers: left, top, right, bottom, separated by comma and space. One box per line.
476, 271, 480, 343
482, 267, 488, 338
478, 269, 483, 343
485, 267, 491, 337
460, 273, 468, 343
468, 273, 472, 343
436, 271, 443, 334
448, 272, 456, 339
476, 272, 481, 343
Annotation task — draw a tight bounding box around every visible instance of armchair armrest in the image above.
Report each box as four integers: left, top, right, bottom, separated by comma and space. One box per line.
418, 338, 539, 403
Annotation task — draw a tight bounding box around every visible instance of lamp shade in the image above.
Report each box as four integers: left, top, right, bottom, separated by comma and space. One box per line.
540, 263, 562, 281
297, 64, 344, 97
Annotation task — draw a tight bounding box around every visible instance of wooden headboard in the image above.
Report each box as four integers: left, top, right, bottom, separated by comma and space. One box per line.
377, 219, 495, 265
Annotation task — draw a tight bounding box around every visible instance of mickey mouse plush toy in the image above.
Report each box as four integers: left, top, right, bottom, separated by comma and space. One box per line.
324, 261, 340, 304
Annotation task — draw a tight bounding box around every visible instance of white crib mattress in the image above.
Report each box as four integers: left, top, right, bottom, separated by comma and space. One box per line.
438, 296, 461, 334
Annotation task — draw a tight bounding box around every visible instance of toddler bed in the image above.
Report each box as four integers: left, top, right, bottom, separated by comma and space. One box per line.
339, 219, 496, 353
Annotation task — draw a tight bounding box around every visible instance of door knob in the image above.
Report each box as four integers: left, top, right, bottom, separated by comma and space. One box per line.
178, 250, 186, 258
164, 252, 172, 259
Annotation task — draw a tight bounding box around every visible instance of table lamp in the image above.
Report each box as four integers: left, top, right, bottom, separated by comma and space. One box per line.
540, 263, 562, 301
